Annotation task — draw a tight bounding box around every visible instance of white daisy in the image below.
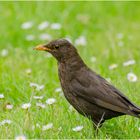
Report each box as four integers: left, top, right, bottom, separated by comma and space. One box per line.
32, 125, 35, 130
38, 21, 49, 30
117, 41, 124, 47
0, 119, 12, 126
90, 56, 96, 62
55, 87, 62, 93
6, 104, 13, 110
116, 33, 124, 39
32, 123, 40, 130
39, 33, 52, 41
37, 85, 45, 91
106, 78, 111, 83
123, 59, 136, 67
51, 23, 61, 30
109, 64, 118, 70
21, 103, 31, 109
65, 36, 72, 43
36, 123, 40, 128
36, 102, 46, 108
75, 36, 87, 46
25, 68, 32, 75
1, 49, 8, 57
29, 83, 44, 91
72, 126, 83, 132
42, 123, 53, 131
25, 35, 35, 41
59, 92, 64, 97
37, 85, 44, 91
58, 126, 62, 131
15, 135, 26, 140
0, 94, 4, 99
127, 72, 137, 82
44, 53, 52, 58
21, 21, 33, 29
30, 82, 38, 88
76, 14, 90, 24
69, 105, 75, 112
33, 96, 44, 100
46, 98, 56, 105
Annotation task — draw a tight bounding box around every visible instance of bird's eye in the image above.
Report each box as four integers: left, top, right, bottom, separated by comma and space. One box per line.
54, 46, 59, 49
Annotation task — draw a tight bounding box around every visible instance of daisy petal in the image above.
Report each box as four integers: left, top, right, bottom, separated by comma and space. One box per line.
33, 96, 44, 100
25, 69, 32, 75
90, 56, 96, 62
21, 21, 33, 29
25, 35, 35, 41
51, 23, 61, 30
72, 126, 83, 132
1, 49, 8, 57
46, 98, 56, 105
21, 103, 31, 109
6, 104, 13, 110
109, 64, 118, 70
55, 87, 62, 93
75, 36, 87, 46
38, 21, 49, 30
15, 135, 26, 140
116, 33, 124, 39
127, 72, 137, 82
0, 94, 4, 99
123, 59, 136, 67
0, 119, 12, 126
36, 102, 46, 108
39, 33, 52, 41
42, 123, 53, 131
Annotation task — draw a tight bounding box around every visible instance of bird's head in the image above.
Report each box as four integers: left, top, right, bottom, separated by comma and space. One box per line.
34, 39, 77, 61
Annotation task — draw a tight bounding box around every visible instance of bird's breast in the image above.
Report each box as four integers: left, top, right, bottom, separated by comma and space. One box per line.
58, 63, 71, 91
58, 63, 76, 101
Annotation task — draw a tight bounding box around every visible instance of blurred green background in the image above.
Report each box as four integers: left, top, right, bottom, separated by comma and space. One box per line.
0, 1, 140, 139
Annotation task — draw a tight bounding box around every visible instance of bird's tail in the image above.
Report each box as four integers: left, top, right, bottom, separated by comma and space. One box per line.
129, 105, 140, 118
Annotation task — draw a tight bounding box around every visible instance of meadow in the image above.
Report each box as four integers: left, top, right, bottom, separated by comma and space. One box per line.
0, 1, 140, 139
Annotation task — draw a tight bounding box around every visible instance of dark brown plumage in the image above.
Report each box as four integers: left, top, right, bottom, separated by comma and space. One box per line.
35, 39, 140, 128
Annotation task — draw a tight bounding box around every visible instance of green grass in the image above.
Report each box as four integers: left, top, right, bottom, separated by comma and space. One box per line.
0, 1, 140, 139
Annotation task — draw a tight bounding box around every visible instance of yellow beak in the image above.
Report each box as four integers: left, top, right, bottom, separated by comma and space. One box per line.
34, 44, 51, 51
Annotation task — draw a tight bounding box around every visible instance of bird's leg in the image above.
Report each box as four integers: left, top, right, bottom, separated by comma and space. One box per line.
93, 112, 105, 137
92, 121, 99, 137
92, 121, 104, 138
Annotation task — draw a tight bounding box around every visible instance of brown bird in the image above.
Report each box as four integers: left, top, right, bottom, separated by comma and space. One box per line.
34, 39, 140, 129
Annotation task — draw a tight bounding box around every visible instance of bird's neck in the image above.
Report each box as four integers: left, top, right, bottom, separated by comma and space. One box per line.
58, 52, 86, 71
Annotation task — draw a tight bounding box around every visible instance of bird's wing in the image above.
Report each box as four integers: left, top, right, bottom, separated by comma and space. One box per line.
70, 68, 140, 116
